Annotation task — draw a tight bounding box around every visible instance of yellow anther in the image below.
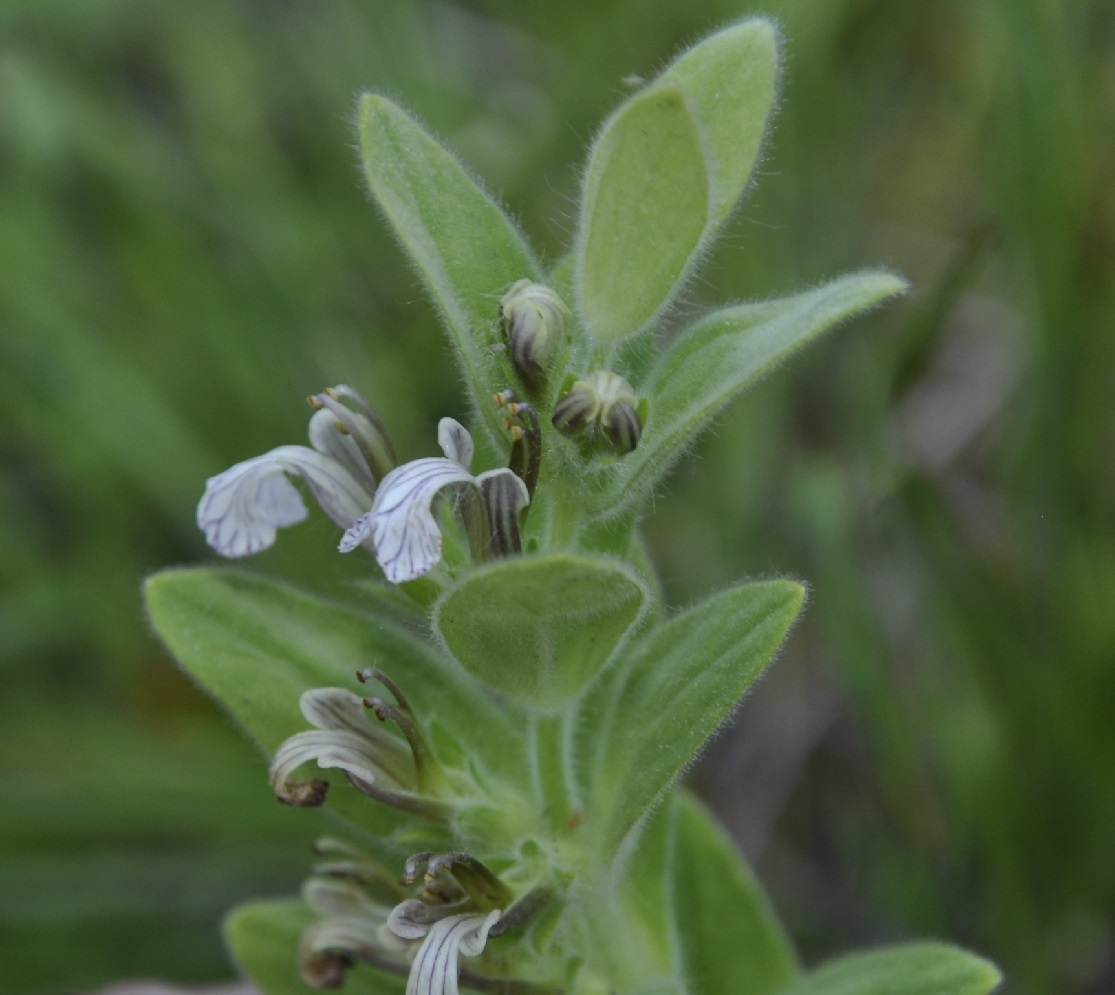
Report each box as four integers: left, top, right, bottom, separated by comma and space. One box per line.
507, 403, 520, 416
493, 392, 505, 408
511, 425, 523, 441
334, 421, 350, 435
307, 395, 324, 409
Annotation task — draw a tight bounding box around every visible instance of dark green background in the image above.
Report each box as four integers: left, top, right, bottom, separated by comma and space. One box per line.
2, 2, 1112, 993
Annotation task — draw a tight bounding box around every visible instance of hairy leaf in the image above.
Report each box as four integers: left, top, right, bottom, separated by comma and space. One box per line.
358, 94, 541, 450
589, 579, 804, 854
434, 554, 647, 711
655, 17, 780, 227
576, 87, 710, 344
778, 943, 1003, 995
595, 271, 908, 518
145, 568, 529, 833
672, 792, 798, 994
225, 899, 404, 995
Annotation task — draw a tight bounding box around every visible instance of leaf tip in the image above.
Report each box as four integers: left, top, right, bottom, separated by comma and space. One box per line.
142, 567, 181, 618
872, 266, 912, 299
734, 14, 782, 52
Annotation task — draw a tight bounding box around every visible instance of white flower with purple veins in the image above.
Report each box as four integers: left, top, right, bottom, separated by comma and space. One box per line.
198, 386, 529, 585
197, 386, 393, 558
340, 417, 529, 585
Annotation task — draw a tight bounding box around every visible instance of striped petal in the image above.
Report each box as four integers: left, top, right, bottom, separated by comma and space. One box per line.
197, 445, 371, 557
437, 417, 474, 470
388, 909, 502, 995
300, 688, 415, 785
340, 457, 476, 583
269, 729, 410, 806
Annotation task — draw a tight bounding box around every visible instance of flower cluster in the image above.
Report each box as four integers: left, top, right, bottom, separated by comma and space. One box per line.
198, 388, 535, 584
195, 310, 607, 992
197, 276, 643, 590
297, 840, 529, 995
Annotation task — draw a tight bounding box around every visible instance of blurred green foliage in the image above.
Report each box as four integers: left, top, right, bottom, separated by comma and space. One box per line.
1, 1, 1112, 993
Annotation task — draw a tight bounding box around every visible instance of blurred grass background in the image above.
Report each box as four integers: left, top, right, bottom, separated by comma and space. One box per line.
1, 1, 1112, 993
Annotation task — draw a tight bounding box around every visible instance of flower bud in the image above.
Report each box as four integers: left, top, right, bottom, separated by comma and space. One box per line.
500, 280, 570, 388
551, 371, 642, 454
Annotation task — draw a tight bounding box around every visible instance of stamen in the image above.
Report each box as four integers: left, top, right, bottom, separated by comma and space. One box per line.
505, 401, 541, 502
403, 852, 513, 909
363, 695, 440, 793
355, 667, 414, 716
311, 389, 397, 483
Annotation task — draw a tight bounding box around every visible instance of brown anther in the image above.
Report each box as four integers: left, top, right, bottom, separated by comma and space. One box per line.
363, 696, 391, 721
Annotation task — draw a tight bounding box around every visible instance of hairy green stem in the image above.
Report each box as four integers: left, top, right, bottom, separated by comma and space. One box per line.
531, 712, 571, 833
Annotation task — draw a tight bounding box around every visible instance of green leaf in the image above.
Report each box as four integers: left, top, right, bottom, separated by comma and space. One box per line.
588, 798, 680, 991
144, 568, 530, 831
779, 943, 1003, 995
433, 554, 647, 710
588, 579, 804, 854
672, 792, 798, 995
589, 790, 795, 995
655, 18, 781, 227
576, 87, 710, 344
596, 270, 908, 518
225, 899, 404, 995
358, 94, 541, 450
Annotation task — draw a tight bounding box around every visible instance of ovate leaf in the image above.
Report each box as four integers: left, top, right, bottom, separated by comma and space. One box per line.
225, 899, 404, 995
589, 579, 804, 853
576, 87, 710, 344
358, 94, 541, 450
656, 17, 780, 226
596, 270, 908, 518
672, 792, 798, 995
434, 554, 646, 710
779, 943, 1002, 995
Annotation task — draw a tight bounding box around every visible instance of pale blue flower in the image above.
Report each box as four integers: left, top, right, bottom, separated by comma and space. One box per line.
341, 417, 528, 585
197, 386, 386, 557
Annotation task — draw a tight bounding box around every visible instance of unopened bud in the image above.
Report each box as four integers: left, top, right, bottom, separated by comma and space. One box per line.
500, 280, 570, 388
551, 371, 642, 454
